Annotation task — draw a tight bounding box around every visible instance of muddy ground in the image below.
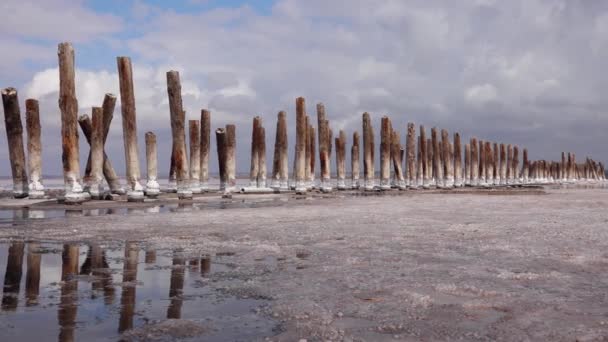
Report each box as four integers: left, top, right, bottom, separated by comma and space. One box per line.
1, 186, 608, 341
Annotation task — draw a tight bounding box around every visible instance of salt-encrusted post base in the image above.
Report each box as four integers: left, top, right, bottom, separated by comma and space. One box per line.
190, 181, 202, 194
337, 180, 347, 190
27, 183, 45, 199
145, 180, 160, 198
13, 182, 29, 199
240, 187, 274, 194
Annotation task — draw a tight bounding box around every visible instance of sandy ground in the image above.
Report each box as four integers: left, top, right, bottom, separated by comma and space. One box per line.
1, 186, 608, 341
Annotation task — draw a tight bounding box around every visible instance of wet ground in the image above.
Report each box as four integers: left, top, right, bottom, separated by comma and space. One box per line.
1, 185, 608, 341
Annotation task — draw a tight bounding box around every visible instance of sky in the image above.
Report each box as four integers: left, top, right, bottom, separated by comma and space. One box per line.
1, 0, 607, 178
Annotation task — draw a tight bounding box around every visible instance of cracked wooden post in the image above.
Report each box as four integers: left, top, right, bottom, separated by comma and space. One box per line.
166, 71, 192, 200
477, 140, 485, 186
200, 109, 211, 191
426, 138, 433, 187
225, 124, 237, 194
117, 56, 145, 202
453, 133, 462, 187
406, 123, 416, 188
258, 126, 268, 188
351, 131, 360, 189
512, 146, 520, 184
328, 127, 333, 160
308, 125, 316, 188
431, 128, 442, 188
492, 143, 499, 185
317, 104, 331, 192
25, 99, 44, 198
419, 126, 428, 188
167, 152, 177, 192
271, 111, 288, 190
470, 138, 479, 186
391, 129, 406, 189
216, 128, 227, 191
145, 132, 160, 198
294, 97, 307, 194
100, 94, 124, 194
416, 135, 423, 188
362, 112, 375, 190
499, 144, 507, 185
336, 130, 347, 189
522, 149, 529, 184
189, 120, 201, 193
561, 152, 567, 182
464, 144, 471, 186
58, 43, 87, 203
2, 88, 28, 198
571, 153, 577, 182
441, 129, 453, 188
89, 107, 104, 199
380, 116, 392, 190
506, 144, 513, 184
304, 116, 312, 189
484, 142, 493, 187
249, 116, 261, 188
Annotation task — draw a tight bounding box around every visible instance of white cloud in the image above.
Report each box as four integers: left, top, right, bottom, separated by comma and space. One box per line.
465, 84, 498, 106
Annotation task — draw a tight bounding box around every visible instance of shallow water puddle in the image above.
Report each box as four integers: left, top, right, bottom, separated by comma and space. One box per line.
0, 241, 277, 341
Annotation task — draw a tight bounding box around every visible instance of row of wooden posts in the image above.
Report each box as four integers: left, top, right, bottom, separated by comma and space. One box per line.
2, 42, 605, 203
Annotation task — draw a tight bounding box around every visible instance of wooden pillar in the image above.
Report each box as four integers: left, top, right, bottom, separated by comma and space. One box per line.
491, 143, 499, 185
189, 120, 201, 193
317, 104, 331, 192
25, 99, 44, 198
426, 138, 433, 187
308, 125, 316, 188
499, 144, 507, 185
512, 146, 520, 184
431, 128, 442, 188
249, 116, 261, 187
293, 97, 307, 194
470, 138, 479, 186
166, 71, 192, 199
336, 130, 347, 189
145, 132, 160, 198
522, 149, 529, 183
441, 129, 453, 188
271, 111, 289, 190
1, 88, 28, 198
484, 141, 493, 186
225, 124, 237, 193
351, 131, 360, 189
380, 116, 392, 190
391, 129, 406, 189
89, 107, 104, 199
200, 109, 211, 191
362, 112, 375, 190
560, 152, 567, 182
416, 135, 423, 188
304, 116, 312, 189
477, 140, 485, 186
258, 126, 268, 188
419, 126, 428, 188
117, 56, 144, 202
216, 128, 227, 191
453, 133, 462, 187
58, 43, 87, 203
168, 152, 177, 192
464, 143, 471, 186
406, 123, 416, 188
506, 144, 513, 184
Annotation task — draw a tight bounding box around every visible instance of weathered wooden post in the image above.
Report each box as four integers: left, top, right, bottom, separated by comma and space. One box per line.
406, 123, 416, 188
426, 138, 433, 186
453, 133, 462, 187
499, 144, 507, 185
271, 111, 289, 190
560, 152, 567, 182
420, 126, 429, 188
506, 144, 513, 184
362, 112, 375, 190
431, 128, 442, 188
58, 43, 88, 203
25, 242, 41, 306
1, 88, 28, 199
304, 117, 312, 189
351, 131, 360, 189
477, 140, 485, 186
416, 136, 423, 188
484, 142, 493, 187
188, 120, 201, 194
167, 153, 177, 192
144, 132, 160, 198
512, 146, 520, 184
166, 71, 192, 200
25, 99, 44, 198
216, 128, 227, 191
441, 129, 453, 188
308, 125, 316, 188
522, 149, 529, 183
249, 116, 261, 188
200, 109, 211, 191
470, 138, 479, 186
380, 116, 392, 190
317, 104, 332, 192
492, 143, 499, 185
258, 126, 268, 188
464, 143, 471, 186
117, 56, 145, 202
391, 130, 406, 189
336, 130, 347, 189
89, 107, 105, 199
294, 97, 307, 194
225, 124, 237, 193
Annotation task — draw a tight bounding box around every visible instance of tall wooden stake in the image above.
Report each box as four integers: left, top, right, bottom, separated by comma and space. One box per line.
380, 116, 392, 190
1, 88, 28, 198
362, 112, 375, 190
351, 131, 360, 189
294, 97, 307, 194
189, 120, 201, 193
145, 132, 160, 198
166, 71, 192, 200
200, 109, 211, 191
25, 99, 44, 198
89, 107, 104, 199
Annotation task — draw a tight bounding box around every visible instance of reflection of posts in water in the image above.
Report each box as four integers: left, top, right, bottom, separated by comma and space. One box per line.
59, 243, 79, 342
145, 249, 156, 264
25, 242, 41, 306
167, 252, 186, 319
200, 256, 211, 276
80, 244, 114, 303
2, 241, 25, 310
119, 242, 139, 333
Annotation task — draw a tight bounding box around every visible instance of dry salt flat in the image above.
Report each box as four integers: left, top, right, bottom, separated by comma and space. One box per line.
1, 186, 608, 341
